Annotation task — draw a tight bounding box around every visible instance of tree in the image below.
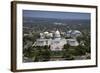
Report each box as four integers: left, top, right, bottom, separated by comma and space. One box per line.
33, 45, 51, 62
41, 45, 51, 61
62, 44, 75, 60
63, 44, 70, 50
32, 32, 40, 42
75, 45, 86, 56
23, 46, 35, 60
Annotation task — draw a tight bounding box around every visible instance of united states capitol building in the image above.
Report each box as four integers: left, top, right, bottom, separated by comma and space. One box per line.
32, 30, 81, 51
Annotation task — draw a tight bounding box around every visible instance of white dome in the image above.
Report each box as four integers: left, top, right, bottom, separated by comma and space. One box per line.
55, 30, 61, 38
55, 30, 60, 35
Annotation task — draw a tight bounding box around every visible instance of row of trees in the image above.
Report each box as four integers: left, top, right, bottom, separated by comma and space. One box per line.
23, 46, 51, 62
23, 42, 90, 62
62, 44, 89, 60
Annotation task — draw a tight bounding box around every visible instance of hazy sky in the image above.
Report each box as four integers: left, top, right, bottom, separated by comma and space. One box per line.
23, 10, 90, 20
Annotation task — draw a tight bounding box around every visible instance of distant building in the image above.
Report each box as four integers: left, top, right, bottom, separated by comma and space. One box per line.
67, 39, 79, 46
33, 30, 80, 51
40, 31, 53, 39
66, 30, 82, 38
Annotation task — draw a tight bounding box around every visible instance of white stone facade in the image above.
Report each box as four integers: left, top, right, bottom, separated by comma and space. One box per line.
33, 30, 80, 51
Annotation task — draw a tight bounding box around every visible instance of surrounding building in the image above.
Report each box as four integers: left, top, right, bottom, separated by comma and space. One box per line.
67, 39, 79, 46
66, 30, 82, 38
